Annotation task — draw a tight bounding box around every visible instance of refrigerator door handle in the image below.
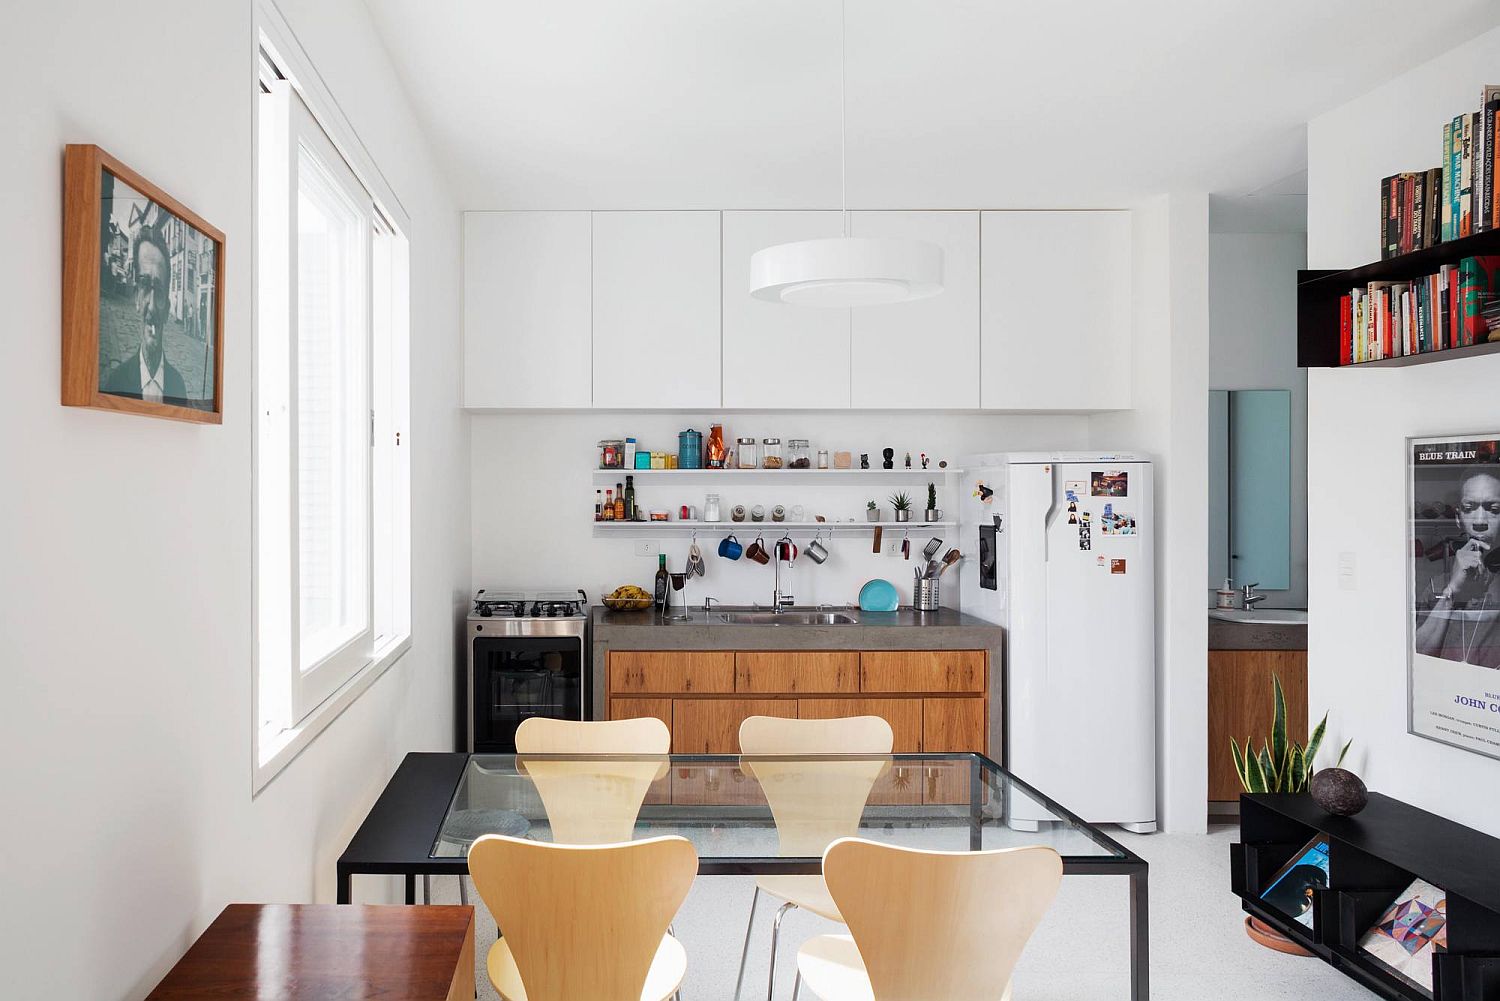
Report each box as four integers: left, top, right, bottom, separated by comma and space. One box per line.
1040, 464, 1059, 561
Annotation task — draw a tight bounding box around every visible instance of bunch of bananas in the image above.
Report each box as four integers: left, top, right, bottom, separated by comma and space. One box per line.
608, 584, 650, 601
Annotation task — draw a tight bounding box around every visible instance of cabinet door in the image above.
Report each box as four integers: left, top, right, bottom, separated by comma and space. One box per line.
860, 650, 985, 693
609, 651, 735, 694
721, 211, 849, 409
463, 211, 592, 408
736, 652, 859, 695
592, 211, 722, 408
979, 210, 1131, 411
796, 698, 923, 752
671, 698, 796, 754
849, 211, 980, 408
1208, 650, 1307, 801
923, 697, 987, 753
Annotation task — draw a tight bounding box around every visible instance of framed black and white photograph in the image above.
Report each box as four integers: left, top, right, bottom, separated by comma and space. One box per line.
62, 144, 224, 423
1408, 433, 1500, 759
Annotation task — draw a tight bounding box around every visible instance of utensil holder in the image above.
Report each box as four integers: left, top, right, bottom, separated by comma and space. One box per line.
913, 577, 940, 611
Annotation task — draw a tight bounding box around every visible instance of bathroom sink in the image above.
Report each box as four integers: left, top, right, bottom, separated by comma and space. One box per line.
1209, 608, 1308, 625
719, 610, 861, 625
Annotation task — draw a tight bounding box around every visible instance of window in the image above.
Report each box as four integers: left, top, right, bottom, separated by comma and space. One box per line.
254, 16, 410, 788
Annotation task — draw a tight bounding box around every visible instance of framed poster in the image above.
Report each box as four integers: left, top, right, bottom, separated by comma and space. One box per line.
1408, 434, 1500, 759
61, 144, 224, 423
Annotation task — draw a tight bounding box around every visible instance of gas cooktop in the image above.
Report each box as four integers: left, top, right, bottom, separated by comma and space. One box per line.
471, 588, 588, 620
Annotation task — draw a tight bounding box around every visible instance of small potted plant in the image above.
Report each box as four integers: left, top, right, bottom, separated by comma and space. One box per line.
924, 482, 941, 522
866, 499, 881, 523
890, 491, 913, 523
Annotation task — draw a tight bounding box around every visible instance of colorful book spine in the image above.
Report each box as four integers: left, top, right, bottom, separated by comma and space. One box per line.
1417, 277, 1430, 353
1460, 255, 1500, 346
1461, 112, 1476, 237
1381, 175, 1395, 259
1340, 294, 1353, 365
1428, 167, 1444, 248
1449, 117, 1461, 240
1412, 172, 1425, 251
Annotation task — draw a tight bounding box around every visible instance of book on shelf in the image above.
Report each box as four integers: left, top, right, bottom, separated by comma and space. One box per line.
1357, 877, 1448, 994
1336, 256, 1500, 365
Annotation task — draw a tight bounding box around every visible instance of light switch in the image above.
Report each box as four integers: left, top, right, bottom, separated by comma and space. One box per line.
1337, 551, 1356, 591
634, 541, 659, 557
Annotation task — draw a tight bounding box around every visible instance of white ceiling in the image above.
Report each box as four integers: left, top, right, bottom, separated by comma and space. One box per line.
365, 0, 1500, 211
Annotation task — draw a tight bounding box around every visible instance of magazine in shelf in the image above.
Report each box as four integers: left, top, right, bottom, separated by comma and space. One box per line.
1357, 878, 1448, 993
1258, 837, 1331, 929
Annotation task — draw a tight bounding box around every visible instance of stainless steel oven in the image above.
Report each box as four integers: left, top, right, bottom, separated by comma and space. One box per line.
466, 591, 588, 752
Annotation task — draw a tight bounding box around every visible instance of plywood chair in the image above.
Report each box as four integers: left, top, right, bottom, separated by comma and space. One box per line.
794, 838, 1064, 1001
735, 715, 893, 1001
468, 834, 696, 1001
515, 716, 670, 845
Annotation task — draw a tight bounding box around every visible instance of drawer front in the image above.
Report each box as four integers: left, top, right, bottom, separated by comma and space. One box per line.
796, 698, 923, 753
608, 651, 735, 694
735, 651, 859, 694
860, 650, 985, 693
922, 697, 987, 753
671, 698, 796, 754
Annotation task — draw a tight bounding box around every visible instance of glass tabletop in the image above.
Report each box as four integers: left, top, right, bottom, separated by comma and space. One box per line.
431, 752, 1133, 864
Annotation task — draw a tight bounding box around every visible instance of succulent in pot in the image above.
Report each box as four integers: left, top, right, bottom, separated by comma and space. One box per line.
924, 482, 941, 522
865, 499, 881, 523
890, 491, 913, 523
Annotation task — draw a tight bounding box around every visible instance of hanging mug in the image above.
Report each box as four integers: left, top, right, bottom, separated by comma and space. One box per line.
745, 535, 771, 565
718, 534, 743, 560
805, 533, 830, 564
775, 536, 798, 564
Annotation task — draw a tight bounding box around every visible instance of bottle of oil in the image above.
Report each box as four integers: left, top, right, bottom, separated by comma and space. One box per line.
654, 554, 669, 612
623, 475, 637, 521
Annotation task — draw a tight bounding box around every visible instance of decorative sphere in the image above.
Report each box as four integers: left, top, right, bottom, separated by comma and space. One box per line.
1310, 767, 1367, 816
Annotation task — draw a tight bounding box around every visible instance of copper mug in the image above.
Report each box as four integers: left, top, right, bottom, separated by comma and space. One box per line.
745, 535, 771, 565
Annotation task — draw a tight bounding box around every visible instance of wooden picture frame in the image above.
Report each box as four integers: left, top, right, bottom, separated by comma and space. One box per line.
62, 144, 225, 424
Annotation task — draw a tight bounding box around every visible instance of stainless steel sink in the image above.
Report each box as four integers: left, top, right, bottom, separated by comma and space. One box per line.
719, 610, 860, 625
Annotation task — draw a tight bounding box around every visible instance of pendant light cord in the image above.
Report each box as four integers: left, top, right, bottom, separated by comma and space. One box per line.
840, 0, 848, 237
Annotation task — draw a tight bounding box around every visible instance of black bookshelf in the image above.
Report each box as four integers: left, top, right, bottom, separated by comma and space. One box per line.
1297, 227, 1500, 369
1233, 792, 1500, 1000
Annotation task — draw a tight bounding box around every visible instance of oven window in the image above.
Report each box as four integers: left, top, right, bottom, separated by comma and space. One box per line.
472, 637, 583, 750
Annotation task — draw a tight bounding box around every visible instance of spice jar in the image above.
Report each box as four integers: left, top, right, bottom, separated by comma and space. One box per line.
598, 439, 624, 469
761, 438, 783, 469
706, 424, 727, 468
736, 437, 758, 469
704, 493, 722, 522
788, 439, 811, 469
817, 449, 829, 469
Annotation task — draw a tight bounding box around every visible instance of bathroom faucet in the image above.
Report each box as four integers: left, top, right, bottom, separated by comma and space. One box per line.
1241, 582, 1267, 610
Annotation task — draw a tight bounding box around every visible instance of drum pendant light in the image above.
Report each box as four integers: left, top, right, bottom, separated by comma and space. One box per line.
749, 0, 943, 307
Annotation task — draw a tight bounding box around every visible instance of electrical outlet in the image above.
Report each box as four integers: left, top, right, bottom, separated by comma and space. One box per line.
634, 541, 659, 557
887, 541, 902, 556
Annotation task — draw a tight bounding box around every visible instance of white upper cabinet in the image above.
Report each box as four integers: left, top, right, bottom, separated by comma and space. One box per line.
591, 212, 722, 409
463, 211, 591, 408
850, 211, 980, 409
721, 211, 850, 409
980, 211, 1132, 411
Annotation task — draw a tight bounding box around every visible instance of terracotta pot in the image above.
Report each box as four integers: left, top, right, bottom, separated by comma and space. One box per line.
1243, 916, 1315, 957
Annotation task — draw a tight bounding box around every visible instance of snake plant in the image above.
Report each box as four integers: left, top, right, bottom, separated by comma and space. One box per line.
1230, 674, 1351, 794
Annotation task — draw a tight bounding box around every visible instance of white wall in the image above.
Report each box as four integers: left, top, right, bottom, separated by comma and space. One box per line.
0, 2, 468, 998
471, 412, 1091, 605
1090, 193, 1212, 834
1307, 25, 1500, 835
1209, 231, 1309, 608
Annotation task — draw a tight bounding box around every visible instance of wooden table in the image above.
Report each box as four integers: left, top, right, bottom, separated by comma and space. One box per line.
145, 903, 475, 1000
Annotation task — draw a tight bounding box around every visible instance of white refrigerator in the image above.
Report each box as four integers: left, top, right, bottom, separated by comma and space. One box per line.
958, 452, 1156, 832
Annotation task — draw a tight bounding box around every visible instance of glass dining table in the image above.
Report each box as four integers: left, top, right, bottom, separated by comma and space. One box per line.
337, 751, 1149, 999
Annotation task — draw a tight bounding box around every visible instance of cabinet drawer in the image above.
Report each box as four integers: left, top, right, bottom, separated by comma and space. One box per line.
923, 697, 987, 753
608, 651, 735, 694
736, 652, 859, 694
860, 651, 985, 693
671, 698, 796, 754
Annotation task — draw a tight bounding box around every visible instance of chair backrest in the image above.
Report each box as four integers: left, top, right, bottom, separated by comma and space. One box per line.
738, 715, 893, 857
468, 834, 697, 1001
515, 717, 670, 845
822, 837, 1063, 1001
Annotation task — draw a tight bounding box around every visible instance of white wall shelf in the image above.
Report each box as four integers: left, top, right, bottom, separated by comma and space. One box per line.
591, 520, 957, 530
590, 467, 962, 481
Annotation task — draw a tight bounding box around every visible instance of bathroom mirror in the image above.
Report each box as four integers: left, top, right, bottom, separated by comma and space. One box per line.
1208, 389, 1290, 591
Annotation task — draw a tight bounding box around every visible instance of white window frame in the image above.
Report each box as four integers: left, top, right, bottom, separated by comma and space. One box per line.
252, 0, 411, 794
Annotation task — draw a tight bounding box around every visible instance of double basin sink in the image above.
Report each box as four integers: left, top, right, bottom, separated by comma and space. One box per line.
717, 608, 861, 625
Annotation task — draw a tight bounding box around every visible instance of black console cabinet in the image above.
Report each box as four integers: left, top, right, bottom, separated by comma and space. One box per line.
1233, 793, 1500, 1000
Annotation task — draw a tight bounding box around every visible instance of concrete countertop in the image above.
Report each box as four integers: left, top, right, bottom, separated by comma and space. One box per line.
1208, 615, 1307, 651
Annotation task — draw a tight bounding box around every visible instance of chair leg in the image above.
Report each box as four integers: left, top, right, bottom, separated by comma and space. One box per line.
732, 885, 761, 1001
792, 971, 802, 1001
766, 901, 796, 1001
458, 875, 468, 905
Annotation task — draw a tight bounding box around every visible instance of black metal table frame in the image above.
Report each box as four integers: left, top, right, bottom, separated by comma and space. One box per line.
336, 751, 1149, 1000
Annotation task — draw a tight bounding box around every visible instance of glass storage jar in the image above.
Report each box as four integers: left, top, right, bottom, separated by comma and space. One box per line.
736, 437, 758, 469
598, 439, 625, 469
788, 439, 812, 469
817, 449, 829, 469
761, 438, 783, 469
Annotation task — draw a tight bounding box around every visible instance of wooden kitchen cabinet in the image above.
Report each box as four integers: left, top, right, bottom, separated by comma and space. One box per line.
979, 210, 1131, 411
462, 211, 592, 408
860, 651, 985, 694
849, 211, 980, 409
797, 698, 923, 752
591, 211, 722, 408
604, 698, 673, 803
671, 699, 796, 754
735, 652, 859, 695
721, 211, 850, 409
922, 697, 987, 753
609, 651, 734, 694
1207, 649, 1308, 802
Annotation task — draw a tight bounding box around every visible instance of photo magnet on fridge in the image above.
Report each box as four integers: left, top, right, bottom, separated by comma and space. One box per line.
1111, 559, 1127, 574
1065, 480, 1086, 495
1091, 470, 1128, 497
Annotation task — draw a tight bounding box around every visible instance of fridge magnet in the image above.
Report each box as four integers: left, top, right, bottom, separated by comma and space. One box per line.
62, 144, 224, 423
1078, 512, 1092, 551
1407, 433, 1500, 761
1111, 559, 1127, 574
1065, 480, 1086, 495
973, 481, 994, 503
1102, 508, 1138, 536
1091, 470, 1129, 497
1096, 555, 1107, 568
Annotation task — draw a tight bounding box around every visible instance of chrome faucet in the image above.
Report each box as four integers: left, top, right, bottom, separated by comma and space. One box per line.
772, 554, 795, 612
1241, 582, 1267, 610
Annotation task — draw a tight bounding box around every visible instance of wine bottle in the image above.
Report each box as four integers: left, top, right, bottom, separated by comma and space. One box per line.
654, 554, 669, 612
623, 475, 636, 522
